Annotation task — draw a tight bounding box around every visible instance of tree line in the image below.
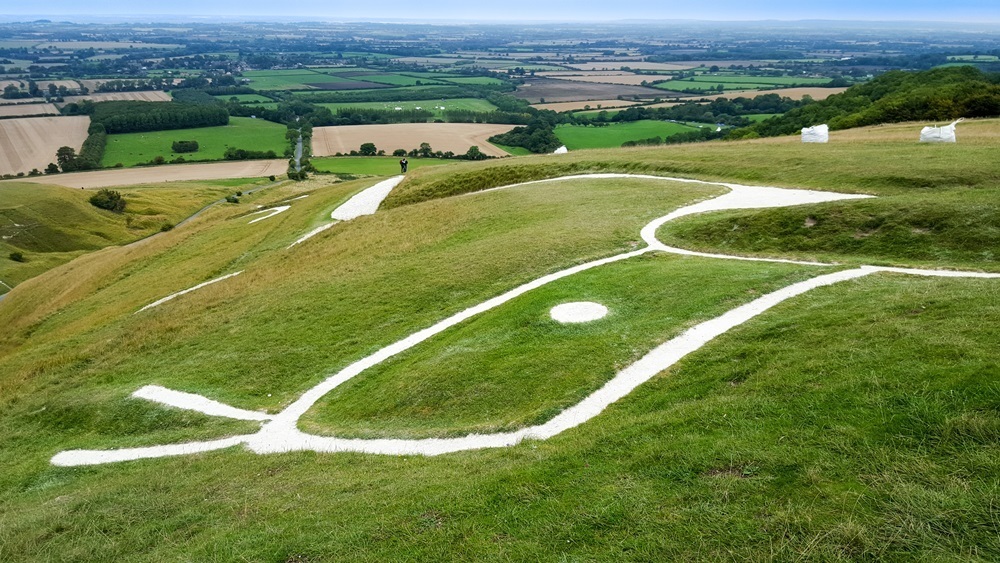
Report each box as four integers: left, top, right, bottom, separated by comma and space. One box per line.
728, 66, 1000, 139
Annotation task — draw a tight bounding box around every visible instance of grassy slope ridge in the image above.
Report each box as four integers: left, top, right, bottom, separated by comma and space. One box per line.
0, 180, 242, 289
0, 123, 999, 559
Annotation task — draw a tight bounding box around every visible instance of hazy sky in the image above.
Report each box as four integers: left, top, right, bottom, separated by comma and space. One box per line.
2, 0, 999, 22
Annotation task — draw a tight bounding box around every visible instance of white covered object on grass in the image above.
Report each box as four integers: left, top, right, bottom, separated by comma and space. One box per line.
801, 124, 829, 143
553, 145, 568, 154
920, 119, 963, 143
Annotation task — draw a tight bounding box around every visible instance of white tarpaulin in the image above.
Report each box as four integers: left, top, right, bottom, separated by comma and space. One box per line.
553, 145, 568, 154
920, 119, 963, 143
801, 124, 829, 143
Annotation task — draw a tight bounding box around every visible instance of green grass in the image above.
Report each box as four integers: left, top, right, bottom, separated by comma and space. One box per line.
241, 70, 330, 90
101, 117, 289, 167
385, 118, 1000, 208
3, 122, 1000, 559
303, 253, 816, 438
317, 97, 498, 116
0, 180, 245, 290
658, 188, 1000, 272
493, 144, 533, 156
554, 120, 701, 149
213, 94, 274, 103
311, 156, 459, 175
745, 113, 780, 122
689, 74, 830, 86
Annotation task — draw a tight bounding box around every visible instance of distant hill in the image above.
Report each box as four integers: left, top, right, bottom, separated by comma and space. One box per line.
731, 66, 1000, 138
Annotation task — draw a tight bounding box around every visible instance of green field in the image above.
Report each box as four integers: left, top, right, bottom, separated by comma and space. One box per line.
101, 117, 289, 167
241, 70, 331, 90
213, 94, 274, 103
554, 120, 701, 149
311, 156, 458, 175
745, 113, 780, 122
4, 121, 1000, 559
317, 97, 498, 116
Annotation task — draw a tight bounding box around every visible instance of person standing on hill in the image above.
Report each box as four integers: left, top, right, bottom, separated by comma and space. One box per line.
400, 158, 408, 173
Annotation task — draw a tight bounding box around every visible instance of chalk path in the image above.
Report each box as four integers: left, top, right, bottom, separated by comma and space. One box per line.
136, 177, 403, 312
51, 174, 1000, 466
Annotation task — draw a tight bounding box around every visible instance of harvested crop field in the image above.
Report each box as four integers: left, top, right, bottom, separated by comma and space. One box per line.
12, 159, 288, 189
58, 91, 173, 105
0, 116, 90, 175
531, 99, 642, 112
684, 87, 849, 101
312, 123, 516, 157
36, 80, 81, 90
0, 103, 59, 117
513, 78, 672, 103
565, 61, 694, 71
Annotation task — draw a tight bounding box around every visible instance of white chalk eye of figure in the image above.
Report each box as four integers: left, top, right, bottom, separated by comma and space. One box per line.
549, 301, 609, 323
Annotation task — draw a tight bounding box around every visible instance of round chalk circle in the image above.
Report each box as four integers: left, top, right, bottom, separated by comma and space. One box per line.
550, 302, 609, 324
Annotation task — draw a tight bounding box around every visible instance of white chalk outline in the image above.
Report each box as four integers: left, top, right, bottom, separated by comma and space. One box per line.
287, 176, 405, 248
52, 174, 1000, 466
248, 205, 290, 224
135, 271, 244, 313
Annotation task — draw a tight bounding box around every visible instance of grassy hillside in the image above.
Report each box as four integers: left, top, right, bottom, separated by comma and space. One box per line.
0, 180, 247, 290
1, 122, 999, 559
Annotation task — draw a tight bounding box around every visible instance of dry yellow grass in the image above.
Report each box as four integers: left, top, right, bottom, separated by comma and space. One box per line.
11, 159, 288, 189
530, 99, 642, 112
0, 103, 59, 117
0, 116, 90, 175
58, 91, 173, 105
312, 123, 516, 157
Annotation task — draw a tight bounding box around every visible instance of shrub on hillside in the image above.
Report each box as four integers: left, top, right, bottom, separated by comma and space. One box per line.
89, 189, 126, 213
9, 251, 25, 262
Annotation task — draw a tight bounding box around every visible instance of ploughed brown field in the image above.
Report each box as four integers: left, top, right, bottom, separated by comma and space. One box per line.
542, 74, 672, 86
10, 159, 289, 189
513, 77, 673, 103
0, 103, 60, 117
0, 116, 90, 175
311, 123, 516, 158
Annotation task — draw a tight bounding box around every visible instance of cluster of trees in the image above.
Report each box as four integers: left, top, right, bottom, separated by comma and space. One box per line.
488, 121, 563, 153
88, 189, 126, 213
341, 142, 489, 161
96, 78, 170, 92
53, 123, 107, 172
171, 140, 199, 153
729, 66, 1000, 139
224, 147, 278, 160
88, 101, 229, 134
